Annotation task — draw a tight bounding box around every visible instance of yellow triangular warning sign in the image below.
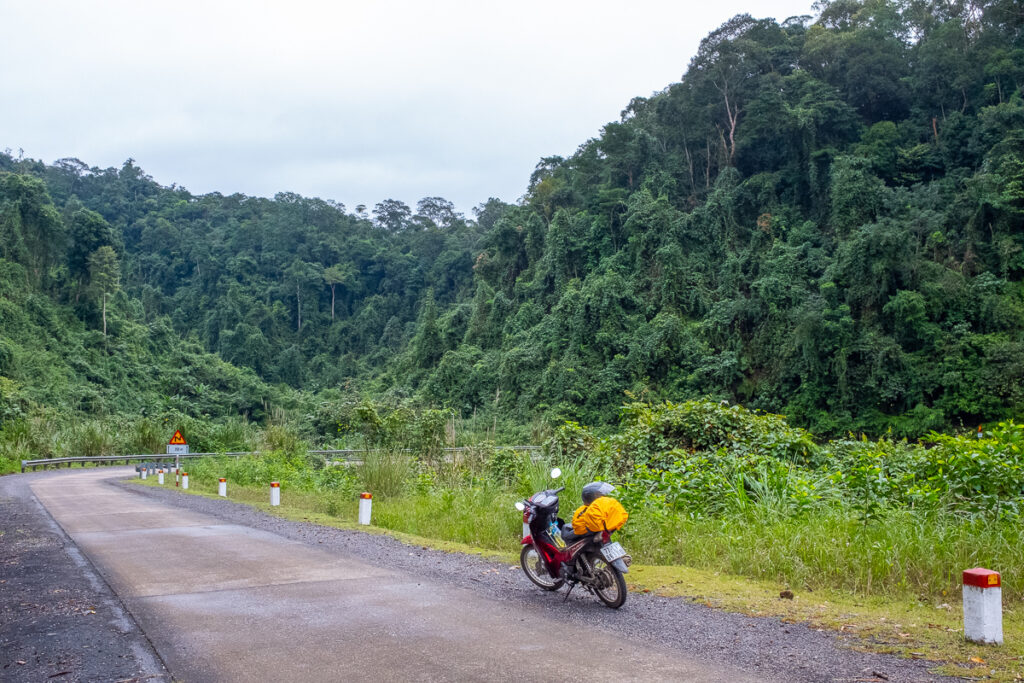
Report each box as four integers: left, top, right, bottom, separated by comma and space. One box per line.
169, 430, 187, 445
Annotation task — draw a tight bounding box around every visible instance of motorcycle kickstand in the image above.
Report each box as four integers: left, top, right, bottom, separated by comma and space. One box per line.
562, 581, 578, 602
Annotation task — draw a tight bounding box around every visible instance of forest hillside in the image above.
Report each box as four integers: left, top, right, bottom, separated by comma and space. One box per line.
2, 0, 1023, 440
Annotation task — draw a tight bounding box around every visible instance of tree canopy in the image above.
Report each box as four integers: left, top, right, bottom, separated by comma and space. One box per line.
2, 0, 1023, 438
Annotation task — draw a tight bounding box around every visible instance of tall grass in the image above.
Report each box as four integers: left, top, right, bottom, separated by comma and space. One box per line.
373, 484, 523, 549
359, 450, 414, 498
618, 504, 1024, 599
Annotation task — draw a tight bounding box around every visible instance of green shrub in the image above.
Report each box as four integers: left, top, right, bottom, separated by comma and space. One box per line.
614, 400, 820, 470
486, 447, 529, 486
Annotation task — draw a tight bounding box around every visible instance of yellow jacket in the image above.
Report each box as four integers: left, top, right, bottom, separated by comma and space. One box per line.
571, 496, 628, 534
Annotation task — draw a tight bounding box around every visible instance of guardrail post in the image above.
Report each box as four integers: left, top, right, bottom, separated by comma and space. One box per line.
21, 460, 26, 473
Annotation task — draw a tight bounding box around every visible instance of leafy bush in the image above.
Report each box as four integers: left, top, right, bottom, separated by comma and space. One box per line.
486, 447, 529, 485
614, 400, 820, 471
569, 401, 1024, 520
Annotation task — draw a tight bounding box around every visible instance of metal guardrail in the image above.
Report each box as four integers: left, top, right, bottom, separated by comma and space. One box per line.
20, 445, 542, 473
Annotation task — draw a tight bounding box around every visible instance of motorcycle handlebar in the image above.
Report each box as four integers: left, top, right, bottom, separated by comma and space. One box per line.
520, 486, 565, 506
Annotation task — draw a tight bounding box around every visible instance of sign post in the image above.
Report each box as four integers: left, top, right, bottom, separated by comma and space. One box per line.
167, 430, 188, 486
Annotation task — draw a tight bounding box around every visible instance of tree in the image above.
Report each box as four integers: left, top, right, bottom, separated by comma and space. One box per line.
68, 208, 120, 289
411, 290, 444, 369
88, 246, 120, 336
283, 258, 322, 333
373, 199, 412, 232
415, 196, 461, 229
323, 263, 355, 321
828, 155, 887, 234
687, 15, 782, 165
0, 172, 66, 288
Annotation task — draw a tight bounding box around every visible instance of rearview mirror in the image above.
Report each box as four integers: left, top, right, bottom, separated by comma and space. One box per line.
551, 467, 562, 479
514, 501, 526, 511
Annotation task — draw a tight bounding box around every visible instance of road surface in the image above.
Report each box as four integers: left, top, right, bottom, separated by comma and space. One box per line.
29, 468, 767, 682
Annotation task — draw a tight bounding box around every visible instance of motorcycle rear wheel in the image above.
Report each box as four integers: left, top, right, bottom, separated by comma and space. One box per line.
520, 545, 564, 591
592, 558, 627, 608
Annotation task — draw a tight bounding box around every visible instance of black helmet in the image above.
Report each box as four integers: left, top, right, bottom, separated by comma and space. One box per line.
581, 481, 616, 505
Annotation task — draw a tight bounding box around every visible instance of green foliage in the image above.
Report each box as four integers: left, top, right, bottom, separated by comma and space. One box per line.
557, 400, 1024, 522
358, 450, 414, 499
486, 447, 529, 486
4, 1, 1024, 455
614, 400, 820, 470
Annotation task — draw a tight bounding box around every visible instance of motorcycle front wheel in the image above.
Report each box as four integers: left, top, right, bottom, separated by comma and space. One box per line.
520, 545, 564, 591
592, 557, 627, 609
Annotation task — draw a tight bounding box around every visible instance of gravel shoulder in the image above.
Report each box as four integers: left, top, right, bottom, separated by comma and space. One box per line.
0, 471, 168, 683
115, 475, 962, 683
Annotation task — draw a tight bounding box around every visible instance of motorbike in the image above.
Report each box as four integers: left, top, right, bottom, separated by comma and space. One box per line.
515, 468, 631, 609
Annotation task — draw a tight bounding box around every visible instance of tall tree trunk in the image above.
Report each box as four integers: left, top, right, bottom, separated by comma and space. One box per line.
705, 138, 712, 189
330, 284, 336, 321
684, 141, 696, 197
102, 292, 107, 337
296, 284, 302, 332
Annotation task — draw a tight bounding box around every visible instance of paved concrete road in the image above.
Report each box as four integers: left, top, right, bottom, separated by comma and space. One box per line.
31, 468, 768, 682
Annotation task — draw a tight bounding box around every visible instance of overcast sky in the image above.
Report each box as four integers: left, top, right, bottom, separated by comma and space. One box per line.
1, 0, 815, 216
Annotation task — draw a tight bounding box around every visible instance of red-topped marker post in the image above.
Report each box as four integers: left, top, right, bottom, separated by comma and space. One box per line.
358, 492, 372, 525
963, 568, 1003, 645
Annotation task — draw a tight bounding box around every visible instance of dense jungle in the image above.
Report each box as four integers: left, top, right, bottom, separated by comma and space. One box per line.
2, 0, 1023, 449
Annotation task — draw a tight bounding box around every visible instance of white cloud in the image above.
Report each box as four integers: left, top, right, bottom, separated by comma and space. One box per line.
0, 0, 816, 213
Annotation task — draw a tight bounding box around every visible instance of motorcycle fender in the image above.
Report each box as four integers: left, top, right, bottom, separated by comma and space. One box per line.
520, 535, 533, 545
611, 558, 629, 574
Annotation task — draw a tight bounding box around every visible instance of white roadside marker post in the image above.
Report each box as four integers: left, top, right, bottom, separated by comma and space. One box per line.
218, 478, 227, 497
140, 467, 147, 480
157, 469, 164, 485
963, 568, 1003, 645
182, 472, 189, 489
270, 481, 280, 506
358, 492, 372, 525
